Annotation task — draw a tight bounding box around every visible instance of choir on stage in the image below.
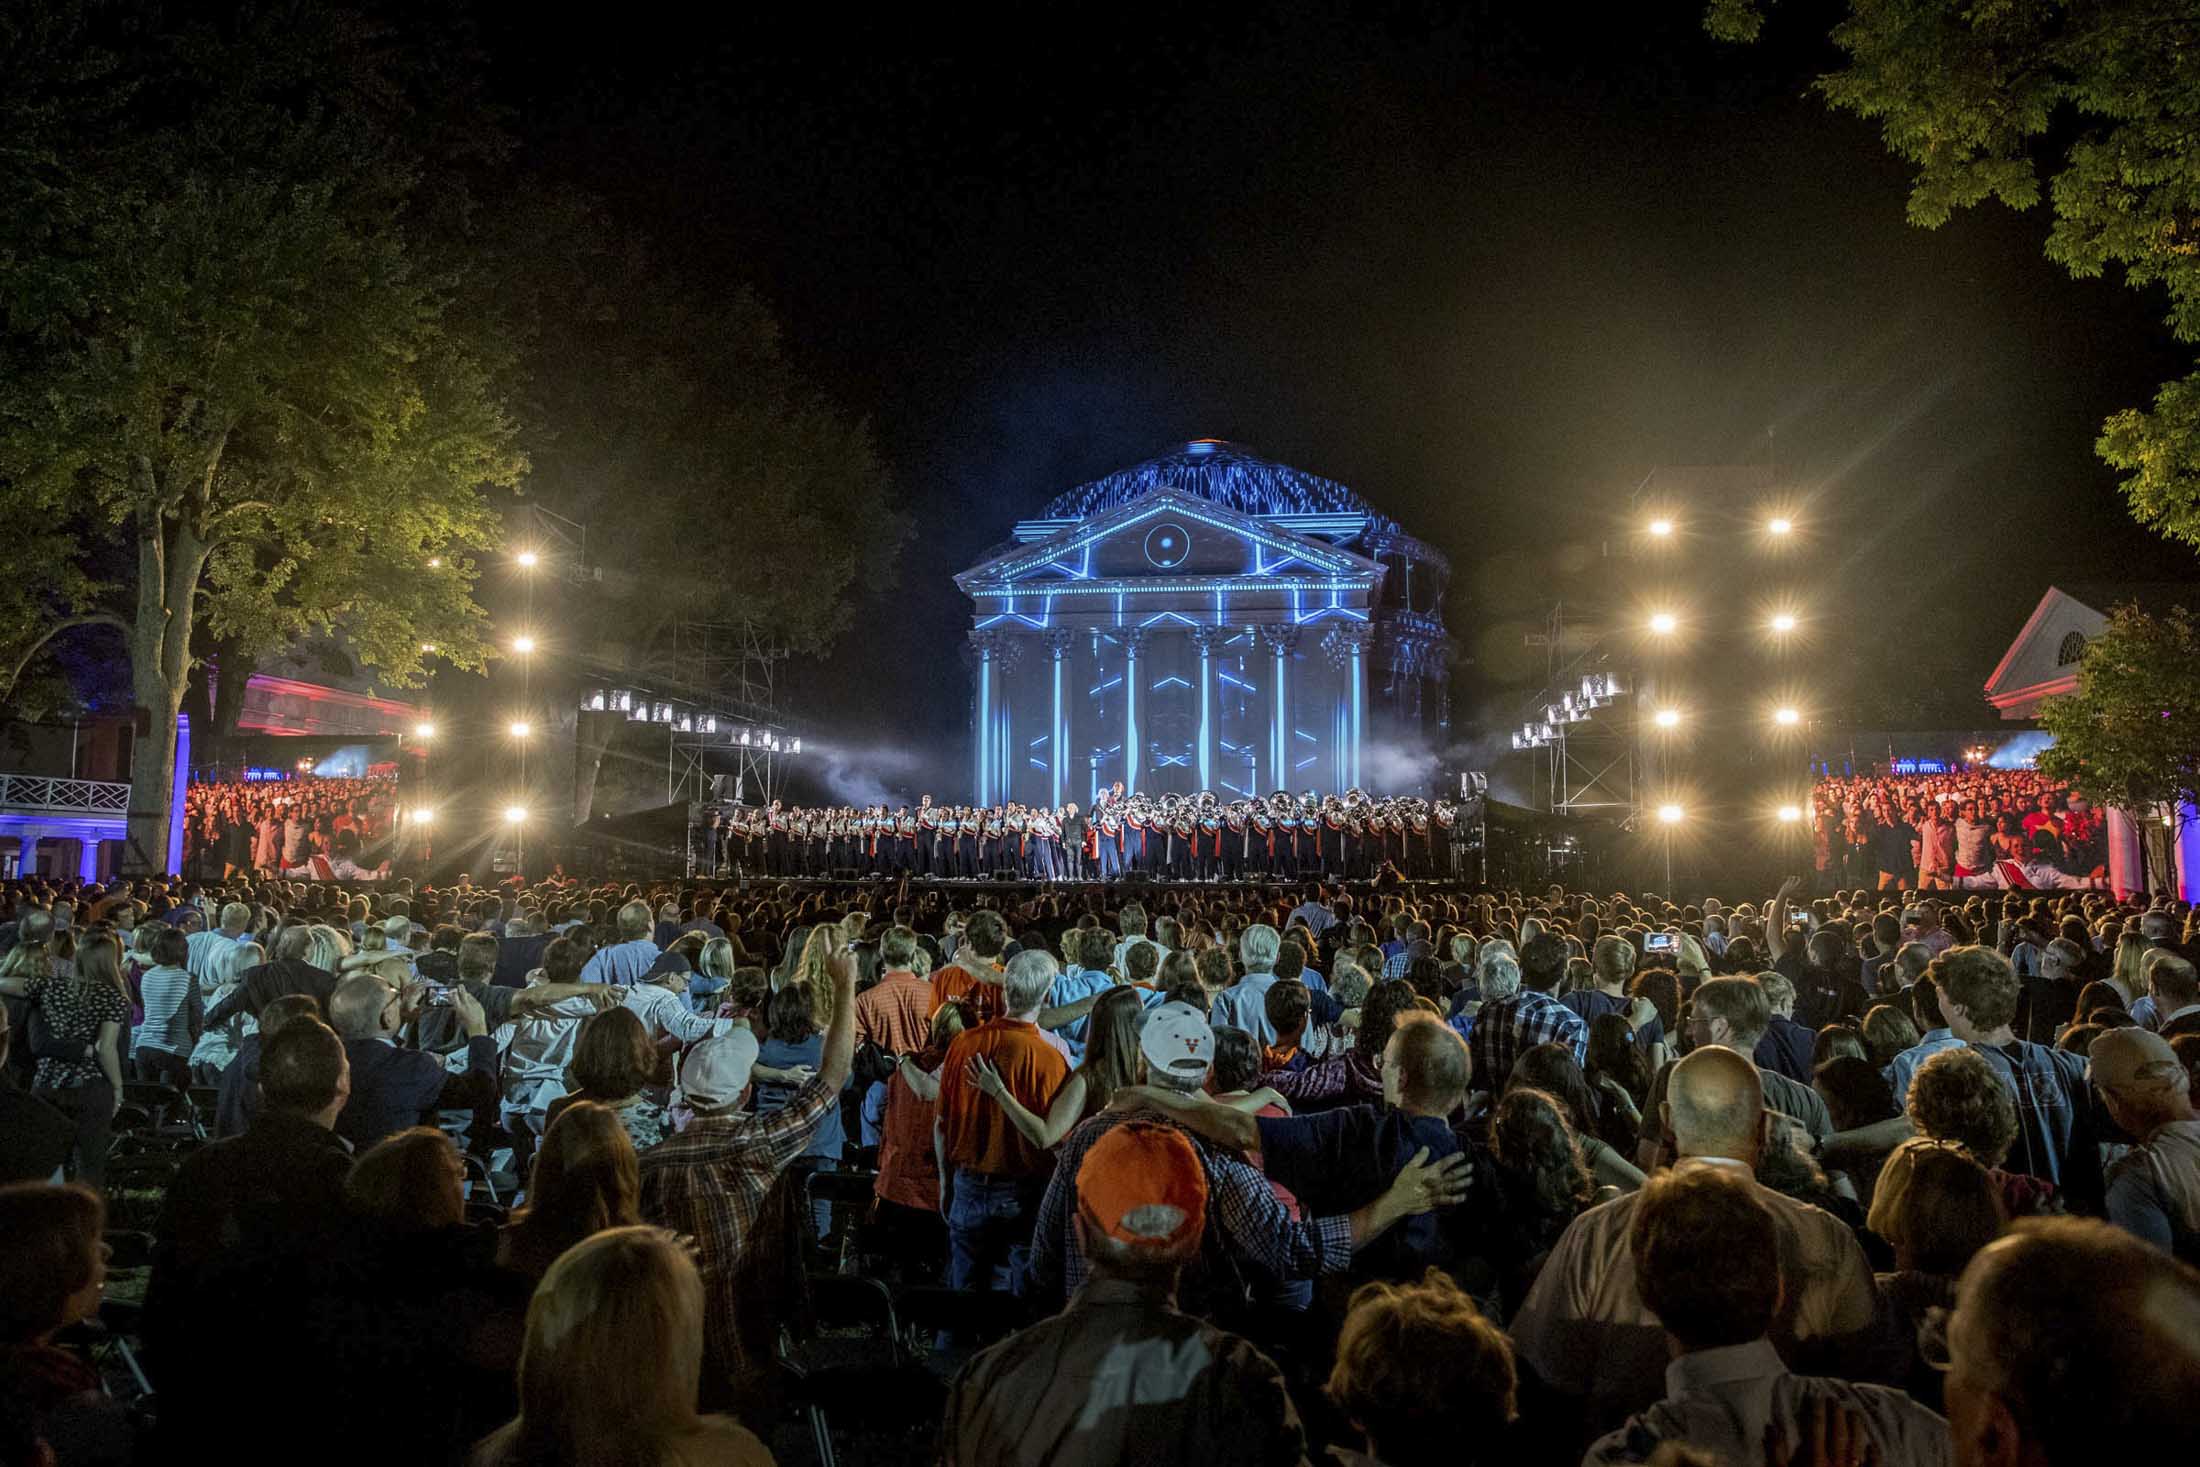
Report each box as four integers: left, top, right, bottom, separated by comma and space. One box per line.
695, 787, 1463, 882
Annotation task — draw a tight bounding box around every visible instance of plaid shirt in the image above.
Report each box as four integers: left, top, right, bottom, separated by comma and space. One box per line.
640, 1074, 836, 1371
1469, 988, 1588, 1093
1381, 950, 1412, 978
1027, 1106, 1353, 1305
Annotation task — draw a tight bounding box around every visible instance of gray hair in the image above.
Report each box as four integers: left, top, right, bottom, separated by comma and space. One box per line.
303, 924, 353, 972
1002, 950, 1059, 1014
1239, 923, 1282, 973
1480, 953, 1522, 1000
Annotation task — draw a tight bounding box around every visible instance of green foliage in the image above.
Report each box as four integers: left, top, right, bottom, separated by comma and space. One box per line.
0, 0, 520, 710
2036, 603, 2200, 819
1708, 0, 2200, 547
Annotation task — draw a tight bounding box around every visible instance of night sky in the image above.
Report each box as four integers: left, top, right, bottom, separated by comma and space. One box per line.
473, 0, 2191, 799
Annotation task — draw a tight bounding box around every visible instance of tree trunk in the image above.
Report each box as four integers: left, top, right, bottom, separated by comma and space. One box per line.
125, 512, 211, 876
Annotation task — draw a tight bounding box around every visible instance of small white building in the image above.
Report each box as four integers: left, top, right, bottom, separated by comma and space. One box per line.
1985, 583, 2200, 897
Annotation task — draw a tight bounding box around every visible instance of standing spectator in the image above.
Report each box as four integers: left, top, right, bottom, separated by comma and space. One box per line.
1658, 977, 1831, 1151
1208, 924, 1286, 1045
1942, 1219, 2200, 1465
1325, 1268, 1519, 1467
327, 971, 497, 1151
1936, 945, 2101, 1207
0, 930, 127, 1189
1584, 1165, 1951, 1466
133, 923, 198, 1088
1866, 1136, 2005, 1412
577, 900, 660, 986
1753, 969, 1817, 1085
1468, 930, 1586, 1094
2091, 1027, 2200, 1262
1885, 976, 1967, 1108
1564, 936, 1636, 1025
1511, 1046, 1878, 1439
542, 1007, 671, 1153
639, 947, 855, 1385
939, 1120, 1310, 1467
498, 1101, 644, 1283
473, 1227, 774, 1467
753, 984, 846, 1237
852, 924, 936, 1058
933, 951, 1072, 1290
146, 1016, 355, 1443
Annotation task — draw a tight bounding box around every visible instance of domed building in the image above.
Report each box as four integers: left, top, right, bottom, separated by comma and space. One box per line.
953, 440, 1453, 806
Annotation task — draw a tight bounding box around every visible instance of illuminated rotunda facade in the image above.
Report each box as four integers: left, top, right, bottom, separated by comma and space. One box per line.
953, 440, 1454, 806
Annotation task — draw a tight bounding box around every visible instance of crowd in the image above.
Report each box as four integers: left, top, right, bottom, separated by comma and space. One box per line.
1810, 768, 2108, 891
179, 776, 403, 882
2, 864, 2199, 1466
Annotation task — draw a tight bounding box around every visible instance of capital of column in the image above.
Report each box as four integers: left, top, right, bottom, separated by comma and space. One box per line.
1187, 624, 1227, 656
1254, 623, 1300, 658
1121, 627, 1154, 659
968, 628, 1008, 660
1040, 628, 1077, 661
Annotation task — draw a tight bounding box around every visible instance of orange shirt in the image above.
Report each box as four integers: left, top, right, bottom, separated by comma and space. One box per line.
932, 957, 1003, 1026
876, 1069, 941, 1212
854, 969, 935, 1056
936, 1019, 1070, 1177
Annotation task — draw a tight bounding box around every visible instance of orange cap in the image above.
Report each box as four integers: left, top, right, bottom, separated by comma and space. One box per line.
1076, 1119, 1208, 1250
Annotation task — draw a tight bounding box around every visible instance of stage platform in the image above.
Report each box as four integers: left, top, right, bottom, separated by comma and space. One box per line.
691, 871, 1468, 897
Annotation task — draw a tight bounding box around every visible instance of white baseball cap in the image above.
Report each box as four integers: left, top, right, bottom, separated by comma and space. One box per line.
675, 1028, 761, 1110
1139, 1001, 1214, 1081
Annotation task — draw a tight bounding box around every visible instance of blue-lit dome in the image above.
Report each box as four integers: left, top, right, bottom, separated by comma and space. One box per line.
1037, 440, 1403, 534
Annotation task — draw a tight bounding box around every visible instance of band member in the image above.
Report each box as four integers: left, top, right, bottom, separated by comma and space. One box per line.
1123, 798, 1148, 874
1059, 803, 1085, 881
1094, 803, 1121, 879
917, 795, 940, 876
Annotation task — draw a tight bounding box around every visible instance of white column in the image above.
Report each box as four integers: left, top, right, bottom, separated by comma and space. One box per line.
1122, 628, 1150, 793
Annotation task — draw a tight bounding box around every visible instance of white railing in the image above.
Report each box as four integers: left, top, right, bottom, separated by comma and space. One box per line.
0, 775, 133, 817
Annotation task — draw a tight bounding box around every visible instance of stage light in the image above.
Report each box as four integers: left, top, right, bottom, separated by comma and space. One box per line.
790, 738, 801, 753
515, 549, 540, 568
1766, 516, 1793, 536
1656, 803, 1685, 825
738, 729, 752, 746
608, 689, 634, 713
410, 807, 436, 825
1648, 612, 1678, 635
675, 713, 693, 733
696, 715, 717, 734
502, 805, 528, 825
1653, 707, 1681, 729
652, 702, 674, 724
1769, 612, 1797, 634
507, 720, 532, 739
1647, 517, 1674, 538
1776, 804, 1803, 823
1773, 707, 1801, 726
420, 642, 437, 653
511, 634, 536, 655
413, 721, 436, 739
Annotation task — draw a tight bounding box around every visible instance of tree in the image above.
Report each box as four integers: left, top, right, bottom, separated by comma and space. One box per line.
0, 2, 519, 869
1707, 0, 2200, 548
2037, 603, 2200, 886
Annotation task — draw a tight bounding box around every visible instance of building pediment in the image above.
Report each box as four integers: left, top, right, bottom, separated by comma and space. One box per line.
954, 485, 1385, 598
1984, 586, 2106, 719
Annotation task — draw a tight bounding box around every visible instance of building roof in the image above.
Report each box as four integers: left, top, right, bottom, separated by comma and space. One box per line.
1036, 440, 1402, 533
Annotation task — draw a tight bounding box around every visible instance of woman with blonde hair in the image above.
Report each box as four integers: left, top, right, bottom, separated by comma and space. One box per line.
499, 1101, 642, 1282
791, 923, 842, 1031
302, 923, 354, 973
472, 1227, 771, 1467
188, 939, 264, 1084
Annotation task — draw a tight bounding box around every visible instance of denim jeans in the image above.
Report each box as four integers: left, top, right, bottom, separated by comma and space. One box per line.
945, 1170, 1037, 1293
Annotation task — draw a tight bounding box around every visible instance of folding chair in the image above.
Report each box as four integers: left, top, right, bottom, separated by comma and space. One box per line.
100, 1155, 181, 1232
803, 1167, 882, 1273
779, 1274, 940, 1467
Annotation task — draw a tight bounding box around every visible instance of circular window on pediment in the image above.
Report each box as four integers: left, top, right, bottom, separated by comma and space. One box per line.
1144, 522, 1191, 569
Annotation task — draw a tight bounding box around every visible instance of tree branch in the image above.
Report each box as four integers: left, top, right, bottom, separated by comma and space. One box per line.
1, 612, 129, 703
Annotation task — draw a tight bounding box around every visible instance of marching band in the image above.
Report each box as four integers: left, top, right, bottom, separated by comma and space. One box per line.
695, 787, 1460, 881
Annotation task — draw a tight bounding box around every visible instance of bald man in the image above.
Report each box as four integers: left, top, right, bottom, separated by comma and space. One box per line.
2093, 1027, 2200, 1263
1509, 1045, 1879, 1443
1945, 1219, 2200, 1465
